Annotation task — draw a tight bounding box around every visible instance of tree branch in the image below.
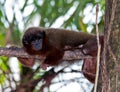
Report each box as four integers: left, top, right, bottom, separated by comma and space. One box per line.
0, 46, 92, 61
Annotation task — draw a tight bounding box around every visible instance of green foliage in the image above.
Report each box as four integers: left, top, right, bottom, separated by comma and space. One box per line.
0, 33, 6, 46
0, 57, 9, 85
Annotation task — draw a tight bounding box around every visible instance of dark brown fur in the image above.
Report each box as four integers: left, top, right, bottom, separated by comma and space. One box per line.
82, 35, 104, 83
22, 27, 95, 66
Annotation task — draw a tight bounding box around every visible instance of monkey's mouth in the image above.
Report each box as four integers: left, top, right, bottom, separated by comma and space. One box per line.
31, 39, 42, 51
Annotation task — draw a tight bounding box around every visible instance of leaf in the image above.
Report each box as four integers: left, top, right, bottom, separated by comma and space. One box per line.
79, 16, 87, 32
0, 33, 6, 46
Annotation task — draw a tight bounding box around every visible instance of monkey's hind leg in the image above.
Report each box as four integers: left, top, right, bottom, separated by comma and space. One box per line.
44, 50, 64, 66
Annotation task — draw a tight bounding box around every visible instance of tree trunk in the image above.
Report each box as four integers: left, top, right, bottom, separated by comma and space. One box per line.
97, 0, 120, 91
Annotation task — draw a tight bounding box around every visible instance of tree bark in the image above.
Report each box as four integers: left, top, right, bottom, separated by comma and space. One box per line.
97, 0, 120, 91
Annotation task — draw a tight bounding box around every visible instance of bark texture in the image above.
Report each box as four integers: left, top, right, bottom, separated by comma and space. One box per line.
97, 0, 120, 92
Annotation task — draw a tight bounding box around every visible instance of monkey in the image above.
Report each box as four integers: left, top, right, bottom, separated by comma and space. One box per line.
20, 27, 95, 69
18, 27, 105, 83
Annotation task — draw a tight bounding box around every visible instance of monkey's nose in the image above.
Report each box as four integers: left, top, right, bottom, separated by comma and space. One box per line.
32, 39, 42, 51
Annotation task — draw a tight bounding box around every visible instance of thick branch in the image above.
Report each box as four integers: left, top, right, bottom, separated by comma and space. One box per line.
0, 47, 43, 59
0, 46, 91, 61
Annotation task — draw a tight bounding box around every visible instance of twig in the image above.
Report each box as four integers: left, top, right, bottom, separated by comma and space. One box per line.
94, 4, 101, 92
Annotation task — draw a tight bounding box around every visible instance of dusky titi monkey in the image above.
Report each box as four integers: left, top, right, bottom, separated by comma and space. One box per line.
20, 27, 95, 69
19, 27, 104, 83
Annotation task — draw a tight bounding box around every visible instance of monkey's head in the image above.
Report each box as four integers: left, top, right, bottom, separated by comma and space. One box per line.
22, 27, 46, 55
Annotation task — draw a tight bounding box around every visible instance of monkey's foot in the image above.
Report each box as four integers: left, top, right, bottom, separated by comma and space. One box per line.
40, 64, 49, 70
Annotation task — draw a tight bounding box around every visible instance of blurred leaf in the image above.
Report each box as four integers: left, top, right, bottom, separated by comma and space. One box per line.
0, 58, 8, 72
0, 57, 9, 85
0, 74, 6, 85
12, 28, 21, 45
0, 10, 3, 17
21, 0, 28, 12
79, 16, 87, 32
0, 33, 6, 46
24, 11, 37, 27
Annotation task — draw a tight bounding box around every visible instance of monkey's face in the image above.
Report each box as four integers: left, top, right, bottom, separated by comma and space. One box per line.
22, 29, 45, 55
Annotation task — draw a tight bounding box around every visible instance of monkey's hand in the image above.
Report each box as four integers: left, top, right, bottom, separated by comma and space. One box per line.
18, 57, 50, 70
18, 58, 35, 67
